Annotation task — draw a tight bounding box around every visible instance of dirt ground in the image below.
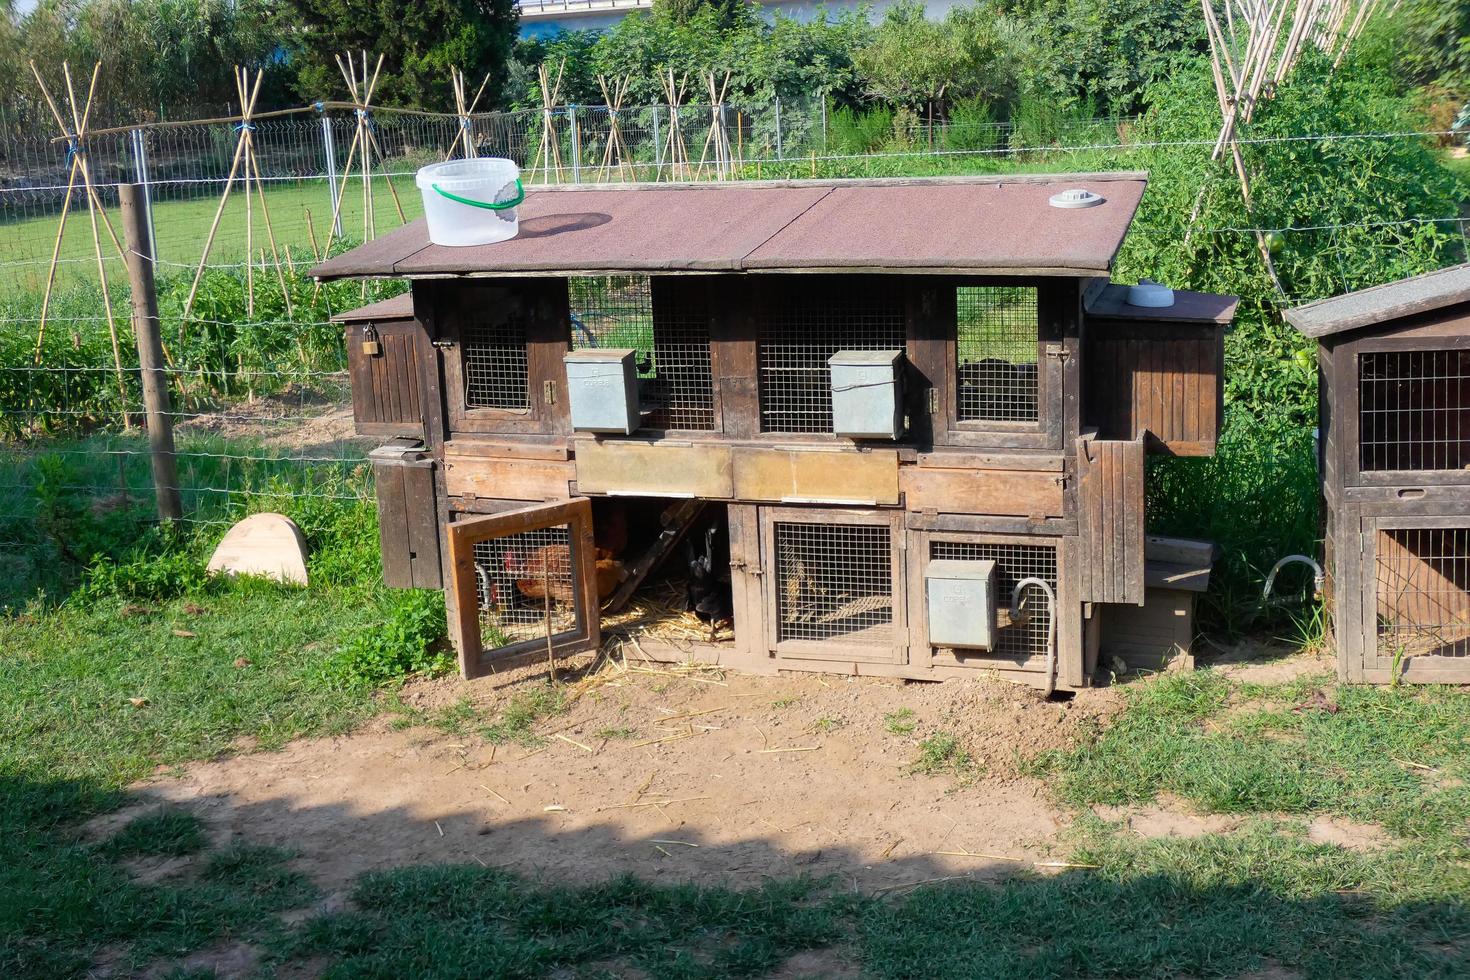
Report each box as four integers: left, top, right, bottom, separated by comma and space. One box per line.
111, 655, 1123, 899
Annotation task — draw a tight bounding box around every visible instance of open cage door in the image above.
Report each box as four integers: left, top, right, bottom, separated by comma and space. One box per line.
447, 498, 601, 678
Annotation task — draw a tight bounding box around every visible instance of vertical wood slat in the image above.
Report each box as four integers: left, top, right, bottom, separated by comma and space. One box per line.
1083, 320, 1225, 455
345, 317, 426, 437
1076, 434, 1146, 605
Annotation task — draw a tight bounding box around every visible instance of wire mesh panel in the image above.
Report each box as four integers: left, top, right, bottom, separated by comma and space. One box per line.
956, 286, 1040, 423
462, 316, 528, 411
1358, 349, 1470, 472
473, 525, 581, 648
1375, 526, 1470, 659
446, 499, 598, 675
774, 521, 894, 645
931, 539, 1057, 663
758, 280, 905, 434
568, 276, 715, 431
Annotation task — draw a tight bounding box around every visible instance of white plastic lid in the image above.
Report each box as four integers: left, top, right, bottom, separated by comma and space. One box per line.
1047, 188, 1106, 209
1126, 280, 1175, 308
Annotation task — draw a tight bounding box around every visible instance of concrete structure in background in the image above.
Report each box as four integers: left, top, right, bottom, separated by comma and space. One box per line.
517, 0, 967, 38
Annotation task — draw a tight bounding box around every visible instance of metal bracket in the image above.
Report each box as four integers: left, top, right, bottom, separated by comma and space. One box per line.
927, 387, 940, 414
1044, 342, 1068, 360
543, 380, 557, 405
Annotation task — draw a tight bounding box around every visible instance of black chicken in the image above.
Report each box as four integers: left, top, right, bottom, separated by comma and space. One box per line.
684, 523, 733, 625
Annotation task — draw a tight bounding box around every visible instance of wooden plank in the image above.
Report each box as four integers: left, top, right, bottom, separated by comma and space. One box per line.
446, 439, 570, 461
916, 450, 1064, 472
444, 455, 575, 501
374, 460, 413, 588
1076, 434, 1146, 605
403, 460, 443, 590
900, 466, 1063, 517
732, 447, 899, 505
575, 440, 735, 498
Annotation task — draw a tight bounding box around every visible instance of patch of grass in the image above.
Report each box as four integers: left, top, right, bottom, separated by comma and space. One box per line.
811, 717, 844, 733
909, 733, 980, 784
99, 809, 207, 859
480, 684, 568, 747
882, 708, 916, 736
202, 844, 316, 911
1030, 671, 1470, 840
771, 695, 800, 709
594, 726, 640, 741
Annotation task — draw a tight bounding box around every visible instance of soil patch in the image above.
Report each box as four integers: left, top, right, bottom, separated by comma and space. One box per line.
129, 658, 1122, 893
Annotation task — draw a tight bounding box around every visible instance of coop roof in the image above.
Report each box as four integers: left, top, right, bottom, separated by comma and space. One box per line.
310, 174, 1149, 281
1085, 283, 1238, 324
330, 293, 414, 322
1283, 262, 1470, 340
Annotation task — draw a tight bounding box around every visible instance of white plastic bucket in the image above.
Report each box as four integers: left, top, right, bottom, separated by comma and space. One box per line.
415, 158, 524, 246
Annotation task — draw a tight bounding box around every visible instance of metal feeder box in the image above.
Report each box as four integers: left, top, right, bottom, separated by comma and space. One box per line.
925, 558, 997, 650
829, 349, 904, 439
565, 348, 640, 434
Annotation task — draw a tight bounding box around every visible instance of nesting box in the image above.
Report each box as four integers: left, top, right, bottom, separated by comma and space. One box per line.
565, 348, 639, 434
925, 559, 997, 650
829, 349, 904, 439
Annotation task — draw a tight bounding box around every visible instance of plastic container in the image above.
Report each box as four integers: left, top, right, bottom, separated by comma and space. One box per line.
414, 158, 524, 246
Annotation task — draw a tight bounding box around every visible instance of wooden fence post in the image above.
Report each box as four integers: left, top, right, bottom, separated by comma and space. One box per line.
119, 182, 183, 522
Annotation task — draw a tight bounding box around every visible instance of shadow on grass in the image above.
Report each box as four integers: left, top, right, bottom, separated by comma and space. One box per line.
4, 770, 1469, 980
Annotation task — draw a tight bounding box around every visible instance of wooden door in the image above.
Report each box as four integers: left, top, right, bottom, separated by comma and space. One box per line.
446, 498, 599, 678
1359, 515, 1470, 683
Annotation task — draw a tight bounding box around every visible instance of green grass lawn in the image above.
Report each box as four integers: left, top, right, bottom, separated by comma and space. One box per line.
0, 176, 420, 294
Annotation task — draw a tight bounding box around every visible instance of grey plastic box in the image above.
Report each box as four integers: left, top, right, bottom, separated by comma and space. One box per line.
925, 559, 997, 650
565, 348, 639, 434
829, 349, 904, 440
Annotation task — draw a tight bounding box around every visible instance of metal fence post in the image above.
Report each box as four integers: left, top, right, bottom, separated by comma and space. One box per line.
128, 128, 157, 262
775, 97, 784, 161
652, 107, 663, 177
569, 106, 581, 183
820, 92, 828, 152
319, 110, 343, 238
120, 183, 182, 523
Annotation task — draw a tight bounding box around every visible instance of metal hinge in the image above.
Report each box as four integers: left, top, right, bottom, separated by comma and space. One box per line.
927, 388, 939, 414
543, 380, 557, 405
431, 338, 455, 350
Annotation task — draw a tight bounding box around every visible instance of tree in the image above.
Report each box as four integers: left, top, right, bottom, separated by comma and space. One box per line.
856, 1, 1026, 116
283, 0, 518, 109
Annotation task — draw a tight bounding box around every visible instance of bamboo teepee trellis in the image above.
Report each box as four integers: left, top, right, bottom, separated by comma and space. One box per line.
179, 67, 295, 331
446, 67, 492, 160
1188, 0, 1388, 295
658, 69, 693, 182
28, 61, 132, 425
316, 52, 408, 266
530, 61, 566, 183
596, 74, 636, 182
695, 71, 734, 180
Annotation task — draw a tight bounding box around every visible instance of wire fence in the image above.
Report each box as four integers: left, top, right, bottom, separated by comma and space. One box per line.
0, 88, 1465, 599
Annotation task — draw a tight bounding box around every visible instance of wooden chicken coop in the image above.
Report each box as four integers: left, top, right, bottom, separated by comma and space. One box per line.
316, 175, 1234, 691
1286, 263, 1470, 684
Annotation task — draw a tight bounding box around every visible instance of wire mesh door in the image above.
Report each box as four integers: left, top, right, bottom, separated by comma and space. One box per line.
447, 499, 599, 676
1356, 346, 1470, 478
911, 531, 1060, 671
1366, 517, 1470, 673
760, 507, 906, 663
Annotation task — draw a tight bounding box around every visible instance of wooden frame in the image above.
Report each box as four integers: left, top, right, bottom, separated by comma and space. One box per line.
906, 276, 1070, 452
437, 279, 571, 437
445, 498, 599, 678
759, 505, 909, 664
1337, 332, 1470, 489
345, 314, 429, 438
907, 527, 1064, 673
1355, 514, 1470, 682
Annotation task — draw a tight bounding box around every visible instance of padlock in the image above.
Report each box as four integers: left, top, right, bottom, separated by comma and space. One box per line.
361, 324, 381, 356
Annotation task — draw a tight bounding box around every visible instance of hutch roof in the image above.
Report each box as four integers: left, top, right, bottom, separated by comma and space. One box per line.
312, 174, 1148, 281
1283, 262, 1470, 339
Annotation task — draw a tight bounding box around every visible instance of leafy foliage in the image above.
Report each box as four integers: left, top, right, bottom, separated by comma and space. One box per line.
321, 589, 451, 688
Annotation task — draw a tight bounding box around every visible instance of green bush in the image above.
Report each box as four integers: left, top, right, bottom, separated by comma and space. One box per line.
941, 96, 998, 151
321, 589, 451, 688
827, 103, 895, 154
